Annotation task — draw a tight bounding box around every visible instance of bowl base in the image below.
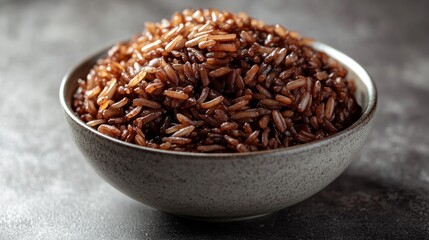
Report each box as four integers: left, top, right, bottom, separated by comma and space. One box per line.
173, 212, 273, 222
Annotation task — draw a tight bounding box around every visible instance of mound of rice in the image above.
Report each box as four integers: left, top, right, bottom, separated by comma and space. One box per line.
73, 9, 361, 153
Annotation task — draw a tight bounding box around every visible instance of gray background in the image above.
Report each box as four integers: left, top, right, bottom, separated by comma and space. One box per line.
1, 0, 429, 239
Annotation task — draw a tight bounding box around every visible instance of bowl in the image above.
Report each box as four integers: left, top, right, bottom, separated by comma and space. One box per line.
60, 41, 377, 221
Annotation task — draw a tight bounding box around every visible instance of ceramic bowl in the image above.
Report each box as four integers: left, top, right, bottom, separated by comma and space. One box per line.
60, 42, 377, 221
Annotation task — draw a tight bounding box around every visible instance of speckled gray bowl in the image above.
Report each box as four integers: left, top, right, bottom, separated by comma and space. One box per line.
60, 42, 377, 221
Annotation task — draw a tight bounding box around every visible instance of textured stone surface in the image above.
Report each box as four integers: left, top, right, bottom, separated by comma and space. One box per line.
0, 0, 428, 239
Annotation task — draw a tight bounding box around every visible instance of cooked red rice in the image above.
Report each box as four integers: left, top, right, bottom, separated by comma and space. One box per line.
73, 9, 361, 153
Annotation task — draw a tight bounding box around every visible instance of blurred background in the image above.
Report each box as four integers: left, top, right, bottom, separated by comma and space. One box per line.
1, 0, 428, 239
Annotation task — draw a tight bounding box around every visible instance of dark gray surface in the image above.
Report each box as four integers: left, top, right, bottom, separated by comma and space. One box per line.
0, 0, 428, 239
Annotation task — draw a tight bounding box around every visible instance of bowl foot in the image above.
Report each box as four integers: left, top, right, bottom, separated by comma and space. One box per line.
172, 212, 273, 222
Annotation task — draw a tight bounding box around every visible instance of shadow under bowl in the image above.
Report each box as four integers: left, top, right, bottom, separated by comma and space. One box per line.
60, 41, 377, 221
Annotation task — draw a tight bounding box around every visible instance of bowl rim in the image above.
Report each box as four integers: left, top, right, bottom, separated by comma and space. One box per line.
60, 41, 377, 158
